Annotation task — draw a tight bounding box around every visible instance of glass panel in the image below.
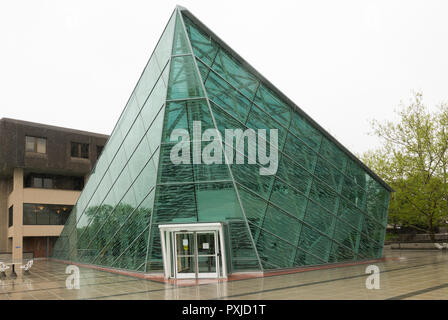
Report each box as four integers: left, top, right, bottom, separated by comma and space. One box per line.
183, 15, 219, 66
262, 205, 302, 245
122, 114, 146, 159
333, 218, 359, 252
167, 55, 204, 100
304, 201, 336, 236
135, 55, 161, 108
197, 182, 241, 222
337, 198, 363, 230
198, 256, 216, 273
81, 143, 89, 159
153, 184, 197, 224
91, 187, 146, 267
212, 48, 259, 99
101, 130, 123, 168
36, 205, 50, 225
117, 94, 140, 141
162, 99, 213, 143
362, 215, 385, 242
176, 233, 195, 256
277, 155, 312, 196
162, 101, 188, 142
366, 175, 390, 209
290, 112, 322, 152
172, 12, 190, 55
227, 220, 260, 271
328, 242, 356, 263
237, 185, 268, 228
342, 176, 366, 210
23, 204, 36, 225
231, 161, 274, 199
158, 142, 193, 183
245, 104, 287, 152
8, 206, 13, 227
140, 70, 168, 132
308, 179, 339, 213
177, 256, 196, 275
197, 233, 215, 255
132, 156, 158, 204
194, 141, 230, 182
210, 101, 247, 138
108, 144, 128, 184
111, 227, 150, 271
196, 58, 210, 81
49, 207, 61, 225
127, 132, 153, 182
254, 84, 291, 126
155, 11, 176, 67
294, 247, 310, 267
319, 137, 348, 172
25, 136, 35, 152
283, 133, 317, 173
314, 157, 343, 192
298, 224, 331, 263
255, 227, 296, 269
145, 107, 165, 154
270, 179, 307, 220
43, 178, 52, 189
33, 177, 43, 188
70, 142, 79, 157
113, 166, 133, 202
147, 224, 163, 271
205, 71, 252, 122
36, 138, 46, 153
345, 159, 367, 189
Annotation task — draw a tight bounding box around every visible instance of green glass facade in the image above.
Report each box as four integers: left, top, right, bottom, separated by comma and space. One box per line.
52, 7, 392, 274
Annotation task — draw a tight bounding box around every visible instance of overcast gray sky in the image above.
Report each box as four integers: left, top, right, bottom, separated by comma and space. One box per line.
1, 0, 447, 155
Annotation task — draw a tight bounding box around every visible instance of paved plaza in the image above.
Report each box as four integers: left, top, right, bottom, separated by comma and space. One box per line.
0, 248, 447, 300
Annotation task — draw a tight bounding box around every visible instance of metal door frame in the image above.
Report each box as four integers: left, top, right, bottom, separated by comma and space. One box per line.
159, 223, 227, 279
173, 231, 196, 279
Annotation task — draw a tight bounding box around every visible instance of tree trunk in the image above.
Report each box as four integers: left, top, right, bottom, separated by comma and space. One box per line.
429, 218, 436, 243
429, 231, 436, 243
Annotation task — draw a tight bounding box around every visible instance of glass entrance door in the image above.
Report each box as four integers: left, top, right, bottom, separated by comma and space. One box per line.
196, 232, 217, 279
175, 232, 196, 279
174, 231, 219, 279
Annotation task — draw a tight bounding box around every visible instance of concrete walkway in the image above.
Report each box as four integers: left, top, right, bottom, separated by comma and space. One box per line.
0, 249, 447, 300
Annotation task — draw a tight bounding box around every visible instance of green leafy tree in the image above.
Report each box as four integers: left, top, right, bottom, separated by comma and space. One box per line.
362, 92, 448, 241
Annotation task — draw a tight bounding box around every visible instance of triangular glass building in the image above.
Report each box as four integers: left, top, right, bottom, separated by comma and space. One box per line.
52, 6, 392, 279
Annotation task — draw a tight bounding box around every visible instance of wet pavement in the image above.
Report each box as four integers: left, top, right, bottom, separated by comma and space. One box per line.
0, 248, 447, 300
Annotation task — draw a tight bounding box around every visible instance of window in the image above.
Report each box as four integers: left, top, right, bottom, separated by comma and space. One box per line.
23, 204, 73, 225
71, 142, 89, 159
97, 145, 104, 160
25, 136, 46, 153
24, 173, 84, 191
8, 206, 13, 227
32, 177, 43, 188
43, 178, 53, 189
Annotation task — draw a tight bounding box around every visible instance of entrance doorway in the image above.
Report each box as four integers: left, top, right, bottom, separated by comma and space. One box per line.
175, 231, 218, 278
159, 223, 227, 279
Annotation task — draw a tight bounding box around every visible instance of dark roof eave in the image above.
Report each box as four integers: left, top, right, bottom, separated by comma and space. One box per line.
0, 117, 109, 139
